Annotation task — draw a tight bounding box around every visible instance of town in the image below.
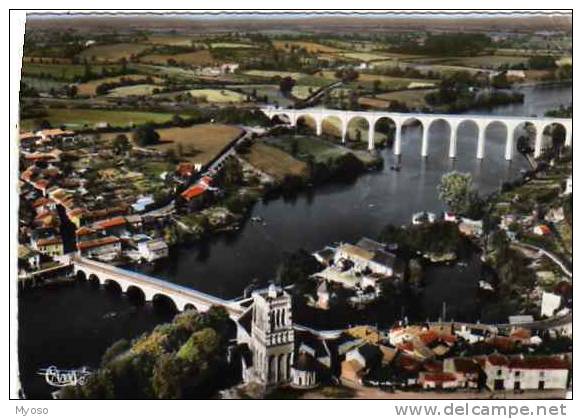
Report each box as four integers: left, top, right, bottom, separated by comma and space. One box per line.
15, 12, 572, 400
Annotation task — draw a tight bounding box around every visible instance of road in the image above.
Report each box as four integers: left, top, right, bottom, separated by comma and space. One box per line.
513, 241, 572, 278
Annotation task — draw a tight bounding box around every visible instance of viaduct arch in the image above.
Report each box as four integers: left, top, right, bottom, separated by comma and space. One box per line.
263, 107, 572, 160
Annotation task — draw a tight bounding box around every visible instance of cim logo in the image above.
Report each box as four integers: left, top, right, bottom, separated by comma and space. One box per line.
36, 365, 92, 388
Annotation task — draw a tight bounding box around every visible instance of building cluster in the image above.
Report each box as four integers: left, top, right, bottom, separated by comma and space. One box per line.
18, 128, 174, 276
234, 287, 571, 394
312, 238, 400, 308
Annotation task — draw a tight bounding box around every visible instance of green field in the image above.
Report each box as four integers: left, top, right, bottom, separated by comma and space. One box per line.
22, 63, 122, 81
210, 42, 256, 49
20, 108, 186, 130
266, 135, 348, 163
107, 84, 161, 97
186, 88, 246, 103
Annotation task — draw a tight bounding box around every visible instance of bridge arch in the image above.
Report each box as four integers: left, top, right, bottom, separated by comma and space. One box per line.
152, 293, 178, 314
126, 285, 146, 305
295, 114, 319, 135
320, 114, 345, 142
455, 119, 480, 159
512, 121, 538, 159
103, 279, 122, 294
346, 115, 372, 149
483, 120, 509, 160
271, 113, 292, 126
400, 117, 425, 156
426, 118, 452, 158
76, 269, 87, 281
373, 116, 398, 149
182, 303, 199, 312
541, 122, 567, 156
88, 273, 101, 287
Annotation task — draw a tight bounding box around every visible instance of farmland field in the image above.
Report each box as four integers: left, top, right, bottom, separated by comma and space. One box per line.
210, 42, 256, 49
146, 35, 198, 47
376, 88, 435, 108
186, 89, 246, 103
317, 71, 437, 90
77, 75, 164, 96
139, 50, 215, 66
107, 84, 161, 97
272, 40, 341, 54
244, 70, 306, 79
77, 43, 152, 62
19, 108, 184, 131
266, 135, 348, 164
21, 63, 122, 81
242, 142, 308, 181
146, 124, 242, 166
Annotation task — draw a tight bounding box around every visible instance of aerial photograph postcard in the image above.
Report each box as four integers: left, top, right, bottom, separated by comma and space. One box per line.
13, 9, 572, 401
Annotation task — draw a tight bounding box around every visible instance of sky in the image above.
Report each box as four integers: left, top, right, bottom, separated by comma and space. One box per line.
28, 10, 573, 20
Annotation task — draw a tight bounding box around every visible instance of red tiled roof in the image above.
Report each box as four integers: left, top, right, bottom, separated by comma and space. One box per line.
77, 236, 120, 251
181, 185, 206, 200
32, 179, 50, 190
37, 237, 63, 247
177, 162, 194, 176
33, 197, 51, 208
93, 216, 127, 230
508, 356, 569, 370
76, 226, 95, 236
487, 354, 509, 367
421, 372, 458, 383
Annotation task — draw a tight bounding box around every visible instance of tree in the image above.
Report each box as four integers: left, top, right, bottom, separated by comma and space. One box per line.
437, 171, 481, 216
279, 76, 296, 96
111, 134, 132, 155
132, 124, 160, 147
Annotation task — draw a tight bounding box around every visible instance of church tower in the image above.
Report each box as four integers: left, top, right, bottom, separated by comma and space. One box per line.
249, 284, 294, 386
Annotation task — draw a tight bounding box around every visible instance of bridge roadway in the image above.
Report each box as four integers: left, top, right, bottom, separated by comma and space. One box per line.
71, 255, 245, 318
261, 106, 572, 160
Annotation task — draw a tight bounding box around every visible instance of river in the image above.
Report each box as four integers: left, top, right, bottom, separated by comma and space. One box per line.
17, 83, 572, 398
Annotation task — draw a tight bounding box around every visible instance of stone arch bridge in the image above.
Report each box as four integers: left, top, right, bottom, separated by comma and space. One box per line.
71, 255, 245, 318
261, 107, 572, 160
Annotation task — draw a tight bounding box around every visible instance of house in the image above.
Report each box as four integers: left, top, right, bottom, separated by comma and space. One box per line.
481, 354, 570, 391
313, 247, 336, 266
412, 211, 436, 225
334, 239, 396, 276
137, 237, 169, 262
92, 216, 128, 236
31, 197, 56, 215
458, 218, 483, 237
18, 245, 41, 273
341, 358, 367, 385
444, 212, 457, 222
35, 128, 75, 143
419, 371, 460, 390
346, 343, 382, 368
34, 237, 64, 256
131, 196, 155, 213
541, 292, 562, 317
77, 236, 121, 259
545, 207, 565, 223
180, 176, 214, 210
533, 224, 552, 236
506, 70, 526, 81
443, 357, 481, 389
